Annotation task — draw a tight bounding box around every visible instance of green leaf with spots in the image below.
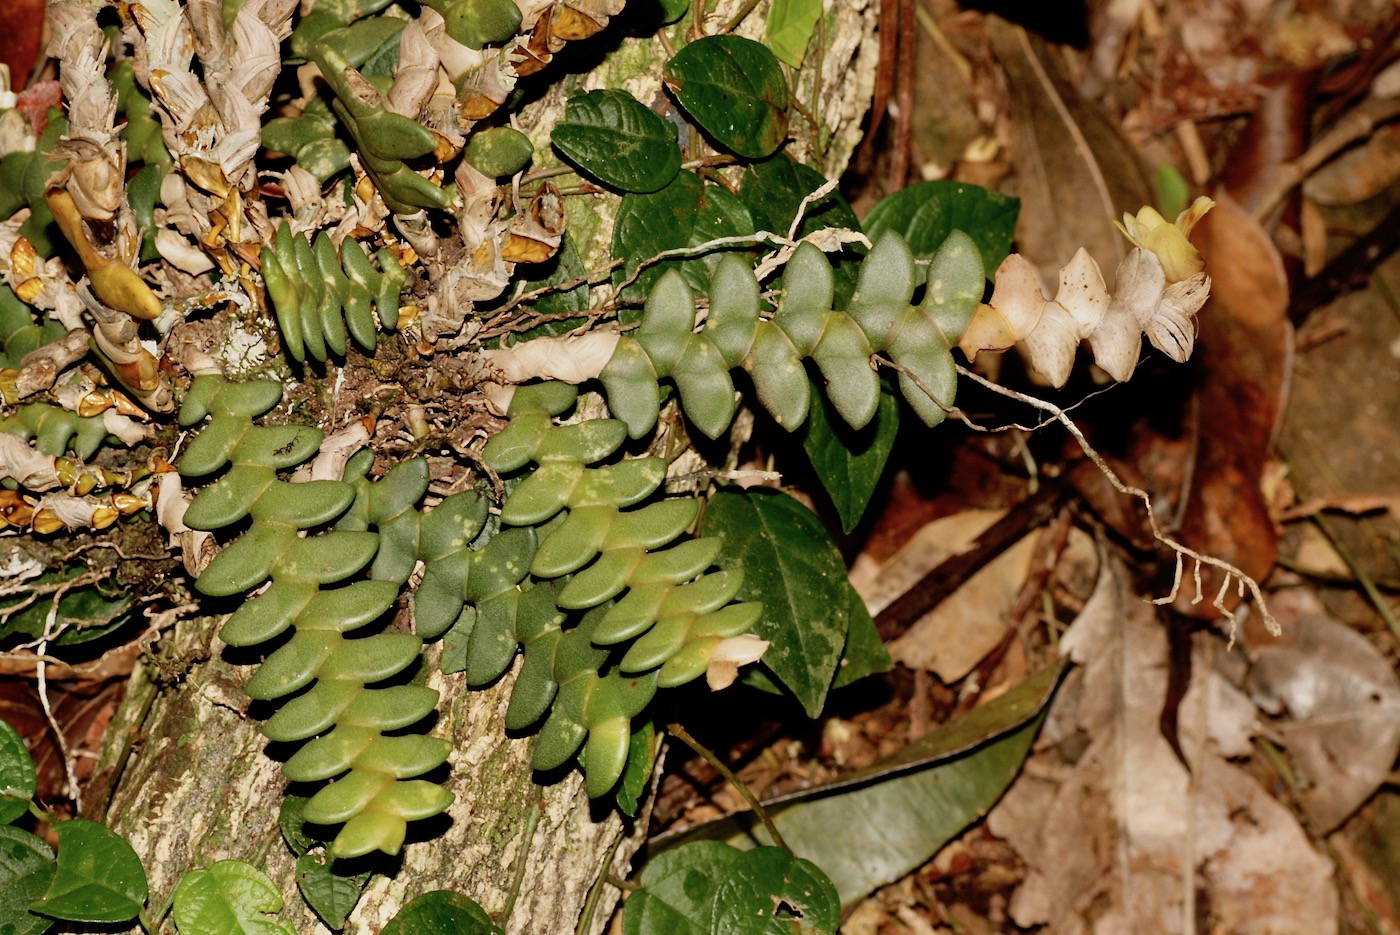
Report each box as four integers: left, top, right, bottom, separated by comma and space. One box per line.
862, 181, 1019, 282
31, 819, 147, 924
830, 586, 891, 690
799, 378, 899, 533
552, 90, 681, 194
698, 489, 849, 717
622, 840, 741, 935
664, 36, 789, 158
382, 890, 502, 934
0, 720, 35, 825
712, 847, 839, 934
0, 826, 54, 935
739, 154, 862, 307
296, 853, 369, 931
612, 171, 755, 313
172, 860, 295, 934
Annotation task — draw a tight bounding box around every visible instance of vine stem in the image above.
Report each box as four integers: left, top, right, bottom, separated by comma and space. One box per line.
37, 591, 82, 814
576, 830, 624, 935
665, 722, 791, 853
499, 798, 541, 927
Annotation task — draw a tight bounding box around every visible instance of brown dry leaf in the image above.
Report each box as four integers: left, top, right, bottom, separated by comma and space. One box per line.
990, 553, 1338, 934
1172, 188, 1290, 619
1304, 124, 1400, 206
853, 509, 1036, 683
1245, 599, 1400, 833
986, 15, 1153, 280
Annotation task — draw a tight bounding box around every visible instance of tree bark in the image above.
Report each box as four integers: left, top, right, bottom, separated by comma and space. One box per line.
92, 621, 629, 933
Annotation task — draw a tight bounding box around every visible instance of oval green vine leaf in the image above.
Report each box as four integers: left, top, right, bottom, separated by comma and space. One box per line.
863, 180, 1019, 281
0, 719, 36, 825
664, 36, 789, 158
295, 853, 370, 931
799, 378, 899, 533
0, 826, 55, 935
612, 171, 754, 309
698, 489, 849, 717
765, 0, 824, 67
712, 847, 839, 934
382, 890, 503, 934
551, 90, 682, 194
739, 154, 862, 308
621, 840, 742, 935
172, 859, 295, 934
30, 819, 147, 924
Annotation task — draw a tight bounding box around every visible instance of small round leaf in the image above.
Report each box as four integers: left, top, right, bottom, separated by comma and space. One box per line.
552, 90, 681, 194
664, 36, 789, 158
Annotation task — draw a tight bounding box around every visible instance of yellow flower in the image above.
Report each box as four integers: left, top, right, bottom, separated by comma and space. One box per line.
1116, 196, 1214, 283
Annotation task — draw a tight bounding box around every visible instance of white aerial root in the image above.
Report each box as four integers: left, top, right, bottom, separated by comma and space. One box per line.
952, 365, 1279, 637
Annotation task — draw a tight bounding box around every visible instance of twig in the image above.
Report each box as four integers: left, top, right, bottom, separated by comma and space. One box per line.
1252, 95, 1400, 223
720, 0, 764, 34
666, 721, 791, 853
1310, 515, 1400, 645
576, 830, 625, 935
874, 485, 1069, 642
1287, 201, 1400, 323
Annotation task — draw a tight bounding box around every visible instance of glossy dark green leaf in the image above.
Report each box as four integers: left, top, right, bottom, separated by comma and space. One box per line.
799, 379, 898, 533
171, 859, 295, 934
740, 155, 861, 308
862, 180, 1018, 281
0, 720, 34, 824
31, 819, 147, 923
765, 0, 823, 67
295, 853, 369, 931
655, 0, 689, 23
0, 826, 54, 935
697, 489, 848, 717
512, 234, 590, 341
664, 36, 789, 158
612, 171, 755, 310
622, 840, 741, 935
278, 795, 315, 858
830, 587, 892, 690
552, 90, 681, 194
712, 847, 838, 934
0, 569, 134, 647
381, 890, 502, 935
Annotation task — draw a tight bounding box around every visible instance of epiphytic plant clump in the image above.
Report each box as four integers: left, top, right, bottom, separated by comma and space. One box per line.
0, 0, 1221, 929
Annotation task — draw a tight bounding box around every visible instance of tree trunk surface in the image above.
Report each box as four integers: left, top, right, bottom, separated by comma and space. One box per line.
93, 620, 630, 934
87, 2, 878, 931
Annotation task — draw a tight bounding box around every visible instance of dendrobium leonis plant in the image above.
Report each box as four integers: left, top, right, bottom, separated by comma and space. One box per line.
960, 196, 1216, 386
480, 198, 1216, 399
